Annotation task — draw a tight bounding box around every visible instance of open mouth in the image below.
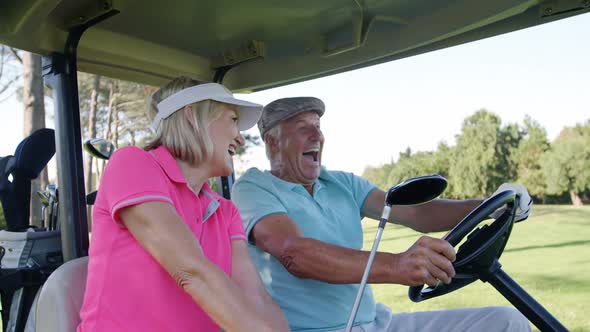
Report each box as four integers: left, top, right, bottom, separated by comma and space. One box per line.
302, 149, 319, 162
228, 144, 236, 156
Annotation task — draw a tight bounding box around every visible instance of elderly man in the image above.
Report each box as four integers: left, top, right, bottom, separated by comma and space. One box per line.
232, 97, 532, 332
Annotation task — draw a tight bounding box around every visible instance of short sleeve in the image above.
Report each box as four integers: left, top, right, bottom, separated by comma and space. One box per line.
227, 203, 247, 242
98, 146, 173, 225
346, 172, 378, 210
231, 176, 287, 244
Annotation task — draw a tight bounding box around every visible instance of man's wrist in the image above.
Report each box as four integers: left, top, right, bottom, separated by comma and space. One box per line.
382, 252, 402, 284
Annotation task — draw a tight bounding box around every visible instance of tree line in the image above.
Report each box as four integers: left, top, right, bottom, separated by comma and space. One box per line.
362, 110, 590, 205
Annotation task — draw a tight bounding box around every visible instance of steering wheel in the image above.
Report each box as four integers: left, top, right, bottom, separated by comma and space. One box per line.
409, 190, 519, 302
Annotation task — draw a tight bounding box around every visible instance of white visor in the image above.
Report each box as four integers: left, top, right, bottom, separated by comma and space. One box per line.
151, 83, 262, 132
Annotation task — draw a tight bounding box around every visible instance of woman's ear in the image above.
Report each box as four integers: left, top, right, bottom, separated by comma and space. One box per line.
183, 105, 198, 128
183, 105, 193, 119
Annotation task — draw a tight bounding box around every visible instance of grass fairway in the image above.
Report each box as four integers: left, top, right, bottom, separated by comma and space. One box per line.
363, 205, 590, 332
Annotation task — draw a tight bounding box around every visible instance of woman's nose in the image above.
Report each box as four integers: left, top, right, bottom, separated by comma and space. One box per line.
235, 132, 245, 146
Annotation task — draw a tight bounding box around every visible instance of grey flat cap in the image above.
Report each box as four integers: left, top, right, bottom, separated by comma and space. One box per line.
258, 97, 325, 137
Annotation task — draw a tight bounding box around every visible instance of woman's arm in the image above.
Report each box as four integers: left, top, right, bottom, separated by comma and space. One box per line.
120, 201, 288, 332
230, 240, 290, 331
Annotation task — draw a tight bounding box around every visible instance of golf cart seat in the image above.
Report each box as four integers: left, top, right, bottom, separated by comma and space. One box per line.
0, 128, 55, 231
25, 256, 88, 332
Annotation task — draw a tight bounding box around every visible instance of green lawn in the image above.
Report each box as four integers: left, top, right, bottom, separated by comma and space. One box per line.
363, 205, 590, 332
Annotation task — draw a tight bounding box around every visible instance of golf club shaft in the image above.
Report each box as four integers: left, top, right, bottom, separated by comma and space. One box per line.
345, 206, 391, 332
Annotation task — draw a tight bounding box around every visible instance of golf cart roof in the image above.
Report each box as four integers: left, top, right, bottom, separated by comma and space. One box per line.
1, 0, 588, 91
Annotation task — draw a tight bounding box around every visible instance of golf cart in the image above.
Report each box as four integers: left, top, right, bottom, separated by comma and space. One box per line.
1, 1, 588, 331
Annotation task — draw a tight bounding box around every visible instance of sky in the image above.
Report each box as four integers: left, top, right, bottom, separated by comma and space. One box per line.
1, 12, 589, 177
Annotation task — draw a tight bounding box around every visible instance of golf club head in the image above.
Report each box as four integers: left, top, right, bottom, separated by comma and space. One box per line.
46, 184, 57, 197
36, 191, 50, 206
385, 174, 447, 206
84, 138, 115, 160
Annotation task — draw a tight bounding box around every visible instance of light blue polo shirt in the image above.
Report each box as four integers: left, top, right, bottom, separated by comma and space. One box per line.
232, 167, 378, 332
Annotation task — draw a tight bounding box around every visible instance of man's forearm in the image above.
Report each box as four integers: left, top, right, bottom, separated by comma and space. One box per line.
362, 190, 482, 233
279, 237, 397, 283
391, 199, 482, 233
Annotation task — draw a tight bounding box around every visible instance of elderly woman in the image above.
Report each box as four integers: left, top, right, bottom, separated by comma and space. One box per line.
77, 77, 289, 332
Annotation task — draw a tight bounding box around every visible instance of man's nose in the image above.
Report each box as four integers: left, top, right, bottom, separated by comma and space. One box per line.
309, 126, 323, 141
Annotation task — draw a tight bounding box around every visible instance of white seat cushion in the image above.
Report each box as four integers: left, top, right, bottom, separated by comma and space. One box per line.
26, 256, 88, 332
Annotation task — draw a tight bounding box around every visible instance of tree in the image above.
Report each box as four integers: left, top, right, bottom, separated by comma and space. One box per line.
1, 47, 52, 227
512, 116, 549, 201
496, 122, 522, 186
76, 76, 262, 184
541, 121, 590, 205
398, 147, 412, 161
82, 75, 101, 228
449, 110, 500, 198
362, 162, 394, 190
432, 142, 455, 196
236, 133, 259, 156
361, 142, 453, 194
77, 75, 152, 180
449, 109, 521, 198
106, 80, 152, 148
0, 45, 22, 228
22, 51, 48, 227
0, 45, 22, 101
84, 75, 100, 191
387, 151, 437, 186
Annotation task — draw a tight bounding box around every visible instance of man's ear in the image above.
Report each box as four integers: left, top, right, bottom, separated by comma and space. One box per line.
265, 133, 279, 155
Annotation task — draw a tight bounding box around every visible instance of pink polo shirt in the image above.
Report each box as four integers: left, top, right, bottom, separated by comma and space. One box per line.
77, 145, 247, 332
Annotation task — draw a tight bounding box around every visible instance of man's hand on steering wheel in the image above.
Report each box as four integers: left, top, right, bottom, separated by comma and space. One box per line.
489, 183, 533, 222
394, 236, 456, 287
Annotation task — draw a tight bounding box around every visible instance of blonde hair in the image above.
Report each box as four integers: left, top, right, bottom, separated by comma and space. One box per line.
264, 124, 281, 160
145, 76, 224, 166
